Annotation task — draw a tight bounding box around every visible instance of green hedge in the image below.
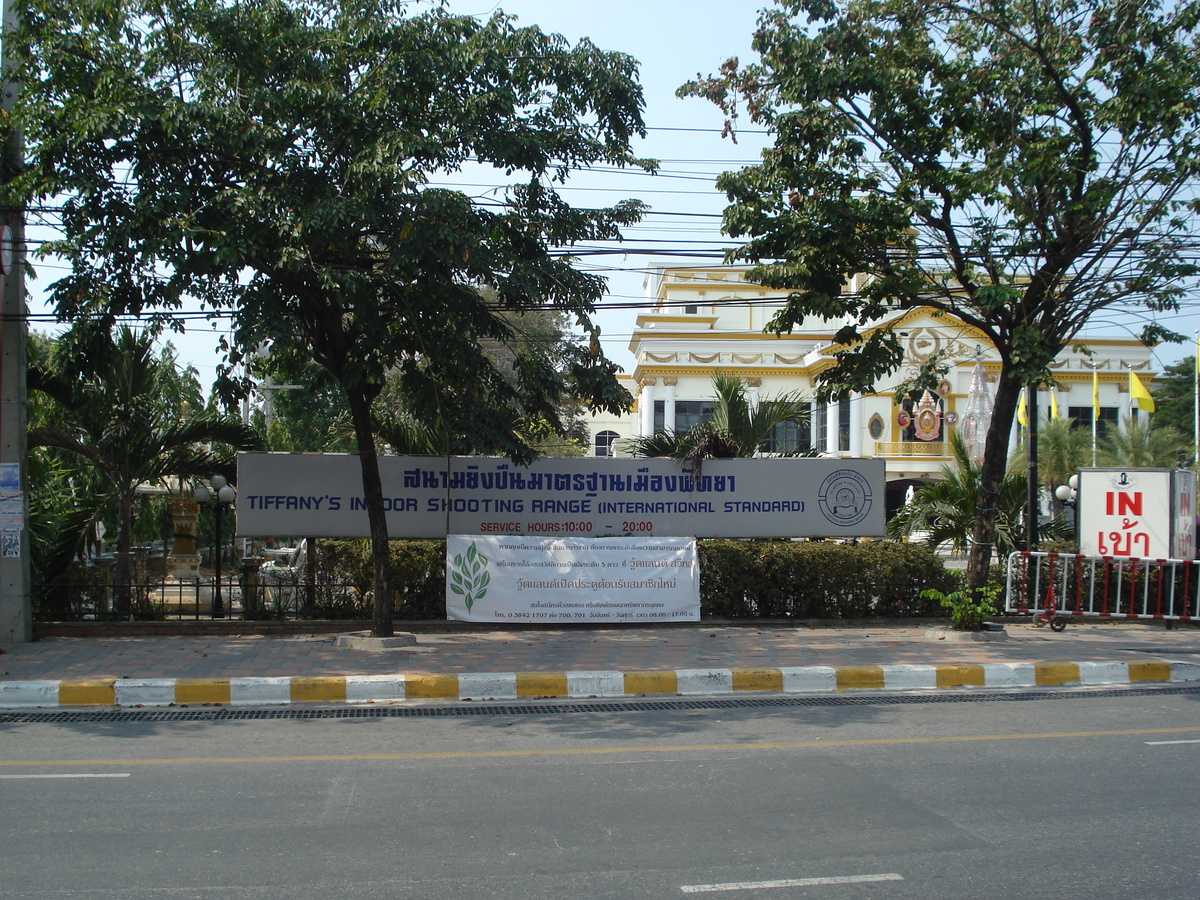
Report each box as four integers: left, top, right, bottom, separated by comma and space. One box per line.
315, 539, 958, 621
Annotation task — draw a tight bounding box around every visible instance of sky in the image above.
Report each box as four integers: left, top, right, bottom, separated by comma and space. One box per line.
22, 0, 1199, 389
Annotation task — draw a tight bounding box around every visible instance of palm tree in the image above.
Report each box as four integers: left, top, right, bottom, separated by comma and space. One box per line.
1009, 416, 1090, 517
623, 372, 812, 471
888, 431, 1068, 556
29, 327, 264, 615
1097, 416, 1191, 468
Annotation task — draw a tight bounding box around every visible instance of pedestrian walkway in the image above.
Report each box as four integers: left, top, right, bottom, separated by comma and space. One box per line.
2, 620, 1199, 708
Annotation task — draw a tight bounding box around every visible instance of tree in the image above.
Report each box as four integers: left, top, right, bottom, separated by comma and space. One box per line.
28, 327, 264, 615
887, 432, 1067, 555
1150, 357, 1197, 450
1097, 416, 1191, 469
1009, 416, 1089, 516
624, 372, 811, 470
8, 0, 652, 635
681, 0, 1200, 590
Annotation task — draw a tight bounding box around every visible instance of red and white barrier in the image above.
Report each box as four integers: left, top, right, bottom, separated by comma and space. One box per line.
1006, 551, 1199, 621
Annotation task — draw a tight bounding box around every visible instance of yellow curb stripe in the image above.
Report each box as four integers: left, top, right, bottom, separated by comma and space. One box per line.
1127, 660, 1171, 683
1035, 662, 1080, 686
58, 680, 116, 707
403, 674, 460, 700
935, 665, 986, 688
836, 666, 885, 691
175, 679, 231, 705
516, 672, 568, 698
732, 668, 784, 692
291, 677, 348, 704
624, 671, 678, 695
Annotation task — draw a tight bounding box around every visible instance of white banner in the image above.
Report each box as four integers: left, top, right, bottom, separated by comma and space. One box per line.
445, 535, 700, 623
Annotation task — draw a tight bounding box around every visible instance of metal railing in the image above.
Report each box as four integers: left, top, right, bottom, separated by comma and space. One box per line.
34, 560, 370, 621
1005, 551, 1199, 621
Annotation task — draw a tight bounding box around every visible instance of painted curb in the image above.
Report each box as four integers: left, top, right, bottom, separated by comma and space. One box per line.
2, 659, 1198, 709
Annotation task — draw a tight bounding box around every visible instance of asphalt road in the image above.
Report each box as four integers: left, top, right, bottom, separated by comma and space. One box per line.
3, 688, 1199, 899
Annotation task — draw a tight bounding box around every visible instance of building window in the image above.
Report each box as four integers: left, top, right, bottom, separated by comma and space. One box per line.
594, 430, 619, 457
760, 420, 811, 455
1068, 406, 1119, 440
654, 399, 715, 433
674, 400, 712, 432
684, 304, 698, 314
815, 400, 851, 451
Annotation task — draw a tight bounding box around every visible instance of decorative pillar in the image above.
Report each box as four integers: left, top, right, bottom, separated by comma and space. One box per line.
810, 399, 820, 452
849, 392, 863, 457
240, 557, 262, 620
746, 378, 761, 411
663, 377, 677, 433
826, 402, 840, 455
639, 378, 657, 437
168, 497, 202, 581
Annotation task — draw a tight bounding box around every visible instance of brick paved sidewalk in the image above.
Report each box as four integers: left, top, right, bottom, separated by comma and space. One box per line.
3, 620, 1198, 682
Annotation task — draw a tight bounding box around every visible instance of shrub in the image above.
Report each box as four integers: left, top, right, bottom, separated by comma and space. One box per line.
315, 539, 446, 620
312, 538, 957, 622
697, 540, 956, 619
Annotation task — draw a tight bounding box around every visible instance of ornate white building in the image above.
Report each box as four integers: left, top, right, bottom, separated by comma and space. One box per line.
585, 264, 1156, 517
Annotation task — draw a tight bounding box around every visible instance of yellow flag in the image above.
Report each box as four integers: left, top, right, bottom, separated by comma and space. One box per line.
1130, 371, 1155, 413
1017, 388, 1027, 427
1092, 369, 1100, 418
1050, 389, 1061, 420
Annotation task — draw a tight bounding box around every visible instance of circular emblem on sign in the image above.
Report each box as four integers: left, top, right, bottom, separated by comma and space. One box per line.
818, 469, 873, 528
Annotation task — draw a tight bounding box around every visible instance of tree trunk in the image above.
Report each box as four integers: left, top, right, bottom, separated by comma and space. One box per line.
965, 366, 1022, 590
113, 492, 134, 617
346, 388, 394, 637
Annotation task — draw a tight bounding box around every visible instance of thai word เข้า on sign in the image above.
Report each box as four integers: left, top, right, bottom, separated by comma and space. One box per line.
445, 535, 700, 623
1076, 468, 1197, 560
235, 454, 885, 539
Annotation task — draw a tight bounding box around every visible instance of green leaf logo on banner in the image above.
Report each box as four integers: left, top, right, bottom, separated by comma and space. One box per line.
449, 541, 491, 612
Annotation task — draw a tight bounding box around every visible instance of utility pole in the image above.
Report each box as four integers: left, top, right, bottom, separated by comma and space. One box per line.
0, 0, 32, 645
1026, 384, 1039, 551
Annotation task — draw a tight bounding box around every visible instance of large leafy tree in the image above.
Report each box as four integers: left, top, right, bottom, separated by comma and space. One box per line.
8, 0, 651, 635
29, 327, 264, 616
1150, 357, 1197, 449
682, 0, 1200, 590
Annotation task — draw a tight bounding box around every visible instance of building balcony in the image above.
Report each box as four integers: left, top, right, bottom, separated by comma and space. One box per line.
875, 441, 949, 458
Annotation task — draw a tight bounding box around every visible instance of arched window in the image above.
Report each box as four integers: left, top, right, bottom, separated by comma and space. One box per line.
594, 430, 619, 457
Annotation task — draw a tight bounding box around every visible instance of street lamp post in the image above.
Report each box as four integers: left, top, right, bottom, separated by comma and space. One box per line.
1054, 474, 1079, 537
194, 475, 236, 618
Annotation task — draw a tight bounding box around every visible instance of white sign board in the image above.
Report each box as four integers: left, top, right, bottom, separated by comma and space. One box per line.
1176, 470, 1197, 559
445, 535, 700, 623
1077, 468, 1196, 560
235, 454, 885, 539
